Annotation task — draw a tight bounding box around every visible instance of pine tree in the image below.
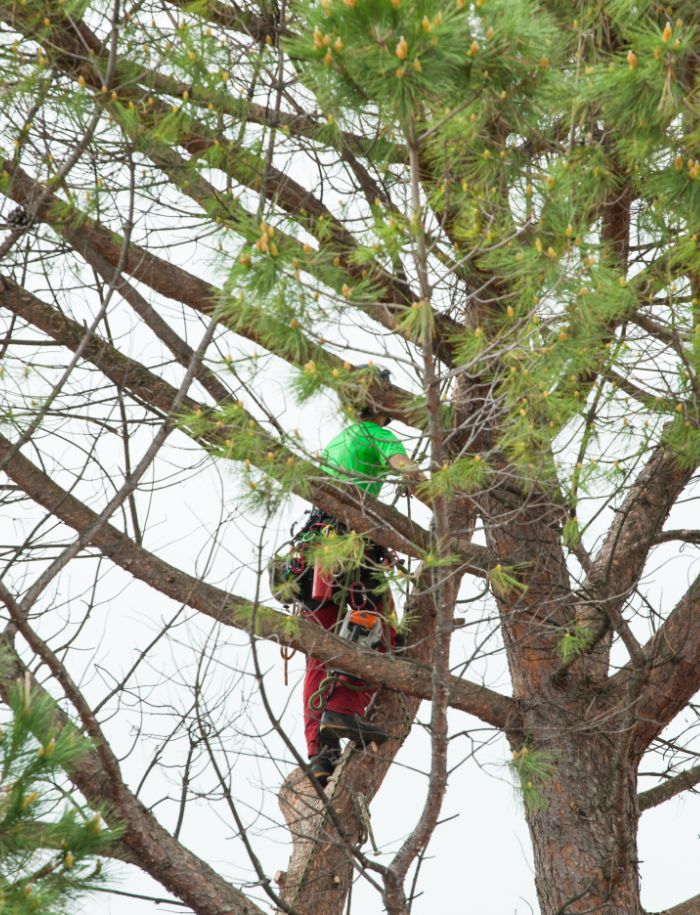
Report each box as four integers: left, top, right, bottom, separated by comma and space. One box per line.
0, 682, 117, 914
0, 1, 698, 914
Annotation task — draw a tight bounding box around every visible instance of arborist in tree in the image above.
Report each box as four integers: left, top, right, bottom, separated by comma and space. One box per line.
292, 368, 422, 787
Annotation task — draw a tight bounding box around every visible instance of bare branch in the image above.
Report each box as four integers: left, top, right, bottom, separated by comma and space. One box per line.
554, 434, 696, 683
648, 894, 700, 915
0, 633, 266, 915
0, 428, 517, 730
638, 763, 700, 812
614, 572, 700, 754
652, 529, 700, 545
0, 272, 457, 562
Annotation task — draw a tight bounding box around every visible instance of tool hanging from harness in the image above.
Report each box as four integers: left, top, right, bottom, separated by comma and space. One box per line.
338, 608, 384, 650
269, 510, 342, 683
306, 604, 388, 711
270, 508, 400, 699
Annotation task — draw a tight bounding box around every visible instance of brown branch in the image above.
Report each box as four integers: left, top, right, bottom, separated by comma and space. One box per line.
649, 893, 700, 915
168, 0, 289, 42
0, 428, 518, 730
0, 632, 266, 915
0, 272, 492, 570
84, 247, 233, 407
556, 432, 696, 683
638, 763, 700, 812
613, 571, 700, 755
653, 529, 700, 545
630, 312, 687, 353
0, 159, 418, 426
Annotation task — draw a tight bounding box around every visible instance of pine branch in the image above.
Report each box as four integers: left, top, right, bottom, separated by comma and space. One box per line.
5, 820, 136, 863
0, 633, 267, 915
125, 43, 406, 165
638, 763, 700, 812
617, 572, 700, 755
0, 159, 418, 425
0, 4, 462, 358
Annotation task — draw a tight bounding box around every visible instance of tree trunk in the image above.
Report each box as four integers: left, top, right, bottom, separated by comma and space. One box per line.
277, 761, 359, 915
276, 568, 444, 914
523, 725, 641, 915
479, 470, 643, 915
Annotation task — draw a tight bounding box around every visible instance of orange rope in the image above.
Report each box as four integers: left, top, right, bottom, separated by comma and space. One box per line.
280, 645, 296, 686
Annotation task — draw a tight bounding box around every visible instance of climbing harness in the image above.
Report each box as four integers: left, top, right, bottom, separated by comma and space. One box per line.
307, 604, 391, 711
270, 511, 340, 684
270, 507, 405, 696
267, 511, 337, 608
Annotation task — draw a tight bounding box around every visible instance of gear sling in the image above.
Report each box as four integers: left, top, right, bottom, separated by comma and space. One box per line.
286, 508, 397, 758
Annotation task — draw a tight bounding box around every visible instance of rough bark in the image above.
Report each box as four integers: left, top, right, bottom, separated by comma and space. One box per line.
525, 721, 642, 915
278, 747, 383, 915
481, 480, 575, 697
476, 475, 645, 913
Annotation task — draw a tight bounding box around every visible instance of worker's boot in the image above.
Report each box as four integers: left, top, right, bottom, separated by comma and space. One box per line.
308, 746, 339, 788
319, 710, 390, 748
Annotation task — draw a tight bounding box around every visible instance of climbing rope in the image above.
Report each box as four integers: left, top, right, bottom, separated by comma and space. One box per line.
307, 670, 370, 712
308, 673, 337, 711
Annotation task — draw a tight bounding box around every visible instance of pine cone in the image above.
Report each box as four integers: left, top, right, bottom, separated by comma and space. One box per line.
4, 205, 33, 230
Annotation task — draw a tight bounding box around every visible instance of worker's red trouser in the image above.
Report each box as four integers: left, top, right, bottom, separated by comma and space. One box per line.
303, 603, 392, 758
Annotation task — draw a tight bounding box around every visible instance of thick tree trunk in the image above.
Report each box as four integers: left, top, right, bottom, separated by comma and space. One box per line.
478, 462, 643, 915
524, 727, 641, 915
277, 745, 380, 915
